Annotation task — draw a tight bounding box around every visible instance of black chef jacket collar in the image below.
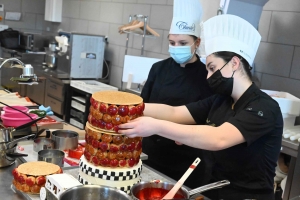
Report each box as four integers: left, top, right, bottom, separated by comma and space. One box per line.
232, 83, 258, 111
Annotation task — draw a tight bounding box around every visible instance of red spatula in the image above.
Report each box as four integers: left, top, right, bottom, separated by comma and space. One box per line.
162, 157, 201, 199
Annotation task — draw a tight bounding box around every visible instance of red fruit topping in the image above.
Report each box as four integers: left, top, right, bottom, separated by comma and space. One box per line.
128, 106, 137, 116
98, 142, 109, 151
100, 158, 109, 166
18, 174, 27, 184
25, 176, 35, 187
92, 156, 100, 166
107, 105, 118, 115
92, 101, 99, 109
92, 139, 99, 148
136, 141, 142, 151
113, 125, 119, 133
106, 122, 113, 130
110, 159, 119, 167
118, 105, 129, 117
136, 105, 143, 115
119, 160, 126, 167
99, 120, 106, 129
119, 144, 127, 152
12, 168, 19, 179
109, 144, 119, 153
100, 103, 108, 113
90, 97, 94, 104
127, 142, 136, 152
36, 176, 46, 186
84, 149, 92, 161
128, 158, 136, 167
91, 117, 97, 126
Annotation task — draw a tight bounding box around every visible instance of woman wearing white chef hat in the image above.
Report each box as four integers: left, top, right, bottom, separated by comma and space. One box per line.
140, 0, 213, 189
120, 14, 283, 199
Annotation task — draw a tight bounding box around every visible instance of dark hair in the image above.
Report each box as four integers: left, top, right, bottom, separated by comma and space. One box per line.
213, 51, 252, 79
167, 34, 198, 41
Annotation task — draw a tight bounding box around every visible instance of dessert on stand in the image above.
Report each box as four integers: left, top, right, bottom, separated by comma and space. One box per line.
81, 91, 144, 194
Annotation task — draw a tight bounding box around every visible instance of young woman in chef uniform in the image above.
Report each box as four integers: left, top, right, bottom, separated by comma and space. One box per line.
120, 14, 283, 200
140, 0, 213, 188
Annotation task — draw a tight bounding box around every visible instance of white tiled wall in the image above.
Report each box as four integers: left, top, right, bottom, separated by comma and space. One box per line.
1, 0, 300, 99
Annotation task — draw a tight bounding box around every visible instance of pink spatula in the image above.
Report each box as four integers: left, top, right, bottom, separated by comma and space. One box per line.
162, 157, 201, 199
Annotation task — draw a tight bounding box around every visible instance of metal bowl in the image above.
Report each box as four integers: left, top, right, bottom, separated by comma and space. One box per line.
38, 149, 65, 167
59, 185, 131, 200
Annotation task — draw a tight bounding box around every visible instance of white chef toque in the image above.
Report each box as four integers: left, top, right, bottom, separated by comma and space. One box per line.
169, 0, 203, 37
203, 14, 261, 66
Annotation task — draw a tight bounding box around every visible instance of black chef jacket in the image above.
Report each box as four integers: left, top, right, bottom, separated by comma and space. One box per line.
186, 83, 283, 199
141, 55, 213, 188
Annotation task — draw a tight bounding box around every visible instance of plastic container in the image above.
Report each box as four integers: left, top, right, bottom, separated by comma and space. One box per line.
3, 106, 29, 114
1, 113, 38, 127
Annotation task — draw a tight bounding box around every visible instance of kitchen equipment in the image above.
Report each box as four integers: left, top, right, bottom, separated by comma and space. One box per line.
59, 185, 132, 200
0, 145, 27, 167
1, 112, 38, 127
40, 174, 82, 200
38, 149, 65, 167
162, 157, 201, 199
18, 32, 49, 51
55, 32, 106, 79
2, 105, 29, 113
0, 127, 14, 143
33, 138, 55, 152
51, 130, 78, 151
5, 134, 35, 149
45, 42, 58, 69
131, 180, 230, 200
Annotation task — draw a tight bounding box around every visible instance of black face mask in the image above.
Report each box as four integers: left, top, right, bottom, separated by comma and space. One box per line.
207, 61, 235, 96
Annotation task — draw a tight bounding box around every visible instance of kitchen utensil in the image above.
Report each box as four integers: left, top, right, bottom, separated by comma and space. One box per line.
0, 145, 27, 168
59, 185, 132, 200
51, 130, 78, 151
38, 149, 65, 167
33, 138, 55, 152
0, 127, 14, 143
162, 157, 201, 199
2, 105, 29, 113
1, 112, 38, 127
5, 134, 35, 149
131, 180, 230, 200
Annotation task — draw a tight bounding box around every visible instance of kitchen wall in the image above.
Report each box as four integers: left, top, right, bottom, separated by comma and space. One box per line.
0, 0, 300, 99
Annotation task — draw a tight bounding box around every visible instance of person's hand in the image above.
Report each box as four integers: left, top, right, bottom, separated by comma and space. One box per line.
175, 141, 183, 145
118, 116, 161, 138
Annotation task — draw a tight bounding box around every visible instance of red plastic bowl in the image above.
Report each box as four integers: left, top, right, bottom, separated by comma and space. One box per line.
1, 113, 38, 127
3, 106, 29, 113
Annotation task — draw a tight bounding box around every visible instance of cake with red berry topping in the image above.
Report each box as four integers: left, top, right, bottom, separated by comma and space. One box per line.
12, 161, 63, 194
81, 90, 144, 194
88, 90, 144, 132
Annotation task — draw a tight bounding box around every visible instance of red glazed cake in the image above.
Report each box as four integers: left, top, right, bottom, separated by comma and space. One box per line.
12, 161, 63, 194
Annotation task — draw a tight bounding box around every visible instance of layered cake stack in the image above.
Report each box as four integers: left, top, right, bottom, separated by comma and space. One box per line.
79, 91, 144, 193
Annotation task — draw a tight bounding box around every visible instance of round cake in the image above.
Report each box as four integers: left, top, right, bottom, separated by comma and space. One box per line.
12, 161, 63, 194
88, 90, 144, 132
82, 90, 144, 194
84, 123, 142, 168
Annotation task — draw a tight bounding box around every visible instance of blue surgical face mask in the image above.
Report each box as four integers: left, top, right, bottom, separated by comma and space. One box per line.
169, 41, 196, 64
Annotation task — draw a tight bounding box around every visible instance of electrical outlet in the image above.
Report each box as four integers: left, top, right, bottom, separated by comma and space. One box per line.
0, 4, 4, 12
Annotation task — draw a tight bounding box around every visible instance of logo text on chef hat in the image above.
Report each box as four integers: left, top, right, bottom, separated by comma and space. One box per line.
176, 21, 195, 32
239, 50, 251, 60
